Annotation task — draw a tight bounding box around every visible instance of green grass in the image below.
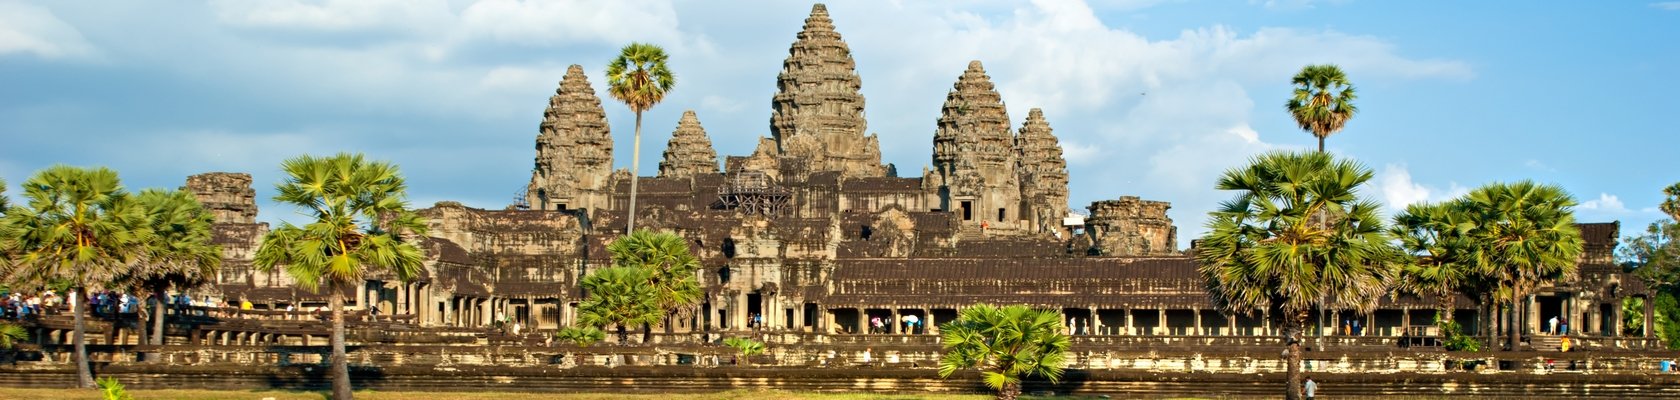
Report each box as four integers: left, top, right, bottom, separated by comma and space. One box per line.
0, 388, 1131, 400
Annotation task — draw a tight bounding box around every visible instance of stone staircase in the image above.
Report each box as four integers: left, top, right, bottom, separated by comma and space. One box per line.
1532, 334, 1564, 351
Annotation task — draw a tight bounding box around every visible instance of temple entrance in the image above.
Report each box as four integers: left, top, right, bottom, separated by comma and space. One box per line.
747, 292, 763, 329
1537, 295, 1565, 334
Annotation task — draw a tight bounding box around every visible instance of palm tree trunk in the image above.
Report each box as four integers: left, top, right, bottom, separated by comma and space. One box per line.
149, 288, 167, 362
330, 288, 353, 400
997, 379, 1022, 400
1317, 136, 1325, 153
627, 110, 643, 233
71, 288, 94, 388
642, 323, 652, 343
1285, 310, 1307, 400
1507, 288, 1523, 351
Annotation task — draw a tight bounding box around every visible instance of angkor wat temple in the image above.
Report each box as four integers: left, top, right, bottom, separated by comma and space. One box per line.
192, 4, 1652, 345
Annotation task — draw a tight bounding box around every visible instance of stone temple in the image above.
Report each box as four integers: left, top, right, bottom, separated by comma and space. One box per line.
194, 4, 1648, 342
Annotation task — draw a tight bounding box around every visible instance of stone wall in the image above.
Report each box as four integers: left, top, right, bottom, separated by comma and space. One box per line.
1086, 196, 1177, 256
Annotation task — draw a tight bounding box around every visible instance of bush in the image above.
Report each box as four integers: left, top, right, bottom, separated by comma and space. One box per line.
96, 377, 132, 400
722, 337, 766, 366
1440, 320, 1482, 352
554, 326, 606, 347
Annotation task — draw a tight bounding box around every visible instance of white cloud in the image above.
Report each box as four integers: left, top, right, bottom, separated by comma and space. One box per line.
210, 0, 452, 33
1653, 2, 1680, 11
1376, 164, 1468, 212
699, 95, 745, 114
1579, 193, 1629, 213
1523, 159, 1556, 172
0, 1, 96, 59
1061, 140, 1101, 165
458, 0, 689, 47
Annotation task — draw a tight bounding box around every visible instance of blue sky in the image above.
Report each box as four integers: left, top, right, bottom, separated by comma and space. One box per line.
1, 0, 1676, 246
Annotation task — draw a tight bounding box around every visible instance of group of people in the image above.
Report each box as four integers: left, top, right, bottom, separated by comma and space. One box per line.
1342, 319, 1364, 336
1, 290, 61, 320
865, 315, 924, 334
1548, 315, 1571, 335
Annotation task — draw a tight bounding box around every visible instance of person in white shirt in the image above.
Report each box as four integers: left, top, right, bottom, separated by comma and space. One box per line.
1304, 376, 1317, 400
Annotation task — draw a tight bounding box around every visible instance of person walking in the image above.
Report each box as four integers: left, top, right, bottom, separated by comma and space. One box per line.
1304, 376, 1318, 400
1548, 315, 1559, 335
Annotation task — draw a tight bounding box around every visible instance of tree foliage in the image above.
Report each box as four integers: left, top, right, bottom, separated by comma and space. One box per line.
1392, 201, 1480, 326
1196, 150, 1395, 400
1286, 64, 1358, 152
0, 322, 27, 349
608, 229, 702, 339
0, 165, 149, 388
253, 153, 427, 400
554, 326, 606, 347
1459, 181, 1582, 349
722, 337, 766, 366
937, 304, 1069, 400
577, 266, 662, 345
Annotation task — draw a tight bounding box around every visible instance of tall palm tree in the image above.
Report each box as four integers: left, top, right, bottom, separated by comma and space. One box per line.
0, 177, 9, 211
1196, 151, 1396, 400
1286, 64, 1358, 152
937, 304, 1070, 400
1460, 181, 1583, 350
607, 230, 701, 341
0, 166, 149, 388
1392, 202, 1480, 329
118, 189, 221, 361
253, 153, 428, 400
605, 42, 676, 233
576, 266, 662, 345
1662, 182, 1680, 223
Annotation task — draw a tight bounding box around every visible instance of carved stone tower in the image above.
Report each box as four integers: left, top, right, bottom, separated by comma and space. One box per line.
1015, 108, 1070, 234
762, 3, 885, 179
527, 64, 614, 212
658, 110, 721, 179
1086, 196, 1177, 256
183, 172, 258, 224
932, 60, 1021, 231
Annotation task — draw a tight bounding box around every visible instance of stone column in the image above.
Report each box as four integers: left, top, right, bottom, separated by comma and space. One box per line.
396, 283, 408, 315
1089, 307, 1101, 335
921, 308, 931, 335
357, 282, 368, 310
858, 309, 868, 334
1645, 297, 1656, 338
1526, 294, 1539, 337
1228, 314, 1237, 336
1193, 308, 1203, 336
1124, 309, 1134, 335
1157, 308, 1167, 336
1613, 301, 1625, 337
1401, 307, 1411, 336
1263, 309, 1272, 336
891, 309, 901, 334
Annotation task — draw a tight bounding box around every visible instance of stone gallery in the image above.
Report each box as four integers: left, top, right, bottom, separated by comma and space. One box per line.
182, 4, 1647, 344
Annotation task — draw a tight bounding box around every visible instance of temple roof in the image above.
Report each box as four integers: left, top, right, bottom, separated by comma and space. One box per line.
658, 110, 721, 179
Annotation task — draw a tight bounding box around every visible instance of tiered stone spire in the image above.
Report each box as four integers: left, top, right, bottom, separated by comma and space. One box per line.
526, 64, 614, 211
658, 110, 720, 178
1014, 108, 1070, 233
932, 60, 1021, 228
762, 3, 885, 179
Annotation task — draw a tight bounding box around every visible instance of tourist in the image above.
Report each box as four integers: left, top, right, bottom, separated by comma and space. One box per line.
1561, 336, 1571, 352
1352, 319, 1362, 336
1304, 376, 1317, 400
1549, 315, 1559, 335
870, 316, 883, 334
1561, 317, 1569, 335
240, 298, 254, 310
860, 348, 872, 366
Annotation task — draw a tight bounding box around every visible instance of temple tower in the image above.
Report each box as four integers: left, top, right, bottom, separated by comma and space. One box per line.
932, 60, 1021, 230
1086, 196, 1178, 256
1015, 108, 1070, 234
762, 3, 886, 179
658, 110, 721, 179
527, 64, 615, 212
183, 172, 258, 224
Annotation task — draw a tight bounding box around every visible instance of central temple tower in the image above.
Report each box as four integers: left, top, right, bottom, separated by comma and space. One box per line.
763, 4, 886, 179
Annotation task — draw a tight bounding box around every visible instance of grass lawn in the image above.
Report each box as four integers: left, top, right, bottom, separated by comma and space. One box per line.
0, 388, 1141, 400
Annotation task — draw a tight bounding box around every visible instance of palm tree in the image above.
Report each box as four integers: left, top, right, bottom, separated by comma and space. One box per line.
0, 166, 149, 388
576, 266, 662, 345
1196, 151, 1396, 400
554, 326, 606, 347
253, 153, 428, 400
1460, 181, 1583, 350
1286, 64, 1358, 152
0, 321, 27, 349
722, 337, 765, 367
1662, 182, 1680, 222
607, 230, 701, 341
117, 189, 221, 361
937, 304, 1070, 400
605, 42, 676, 232
1391, 202, 1479, 329
0, 177, 9, 211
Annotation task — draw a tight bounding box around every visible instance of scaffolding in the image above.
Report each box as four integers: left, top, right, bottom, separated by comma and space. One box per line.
718, 170, 792, 216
